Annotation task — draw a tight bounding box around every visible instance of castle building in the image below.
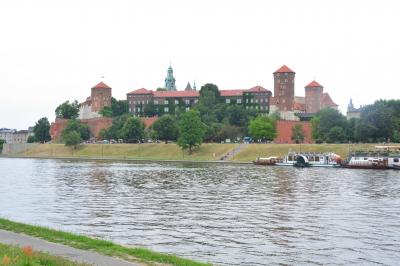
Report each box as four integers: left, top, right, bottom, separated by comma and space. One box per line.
346, 98, 361, 119
273, 65, 295, 111
127, 86, 271, 116
270, 65, 338, 121
164, 65, 176, 91
305, 80, 324, 113
79, 82, 112, 119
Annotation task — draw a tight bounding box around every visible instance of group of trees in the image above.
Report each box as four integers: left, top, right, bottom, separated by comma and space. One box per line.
99, 98, 129, 117
311, 99, 400, 143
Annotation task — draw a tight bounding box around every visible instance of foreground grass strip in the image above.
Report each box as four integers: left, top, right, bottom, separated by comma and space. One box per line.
0, 218, 211, 266
0, 243, 90, 266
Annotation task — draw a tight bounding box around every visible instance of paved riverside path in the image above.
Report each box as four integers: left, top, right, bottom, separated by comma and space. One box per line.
0, 229, 139, 266
220, 143, 249, 161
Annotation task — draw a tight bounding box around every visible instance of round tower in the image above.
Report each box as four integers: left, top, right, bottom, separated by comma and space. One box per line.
305, 80, 323, 113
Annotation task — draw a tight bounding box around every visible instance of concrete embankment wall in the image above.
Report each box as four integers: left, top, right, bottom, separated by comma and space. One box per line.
1, 143, 39, 155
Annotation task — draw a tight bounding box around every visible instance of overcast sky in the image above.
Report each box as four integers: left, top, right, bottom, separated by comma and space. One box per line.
1, 0, 399, 129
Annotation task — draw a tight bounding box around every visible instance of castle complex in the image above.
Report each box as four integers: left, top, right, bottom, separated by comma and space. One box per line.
48, 64, 340, 142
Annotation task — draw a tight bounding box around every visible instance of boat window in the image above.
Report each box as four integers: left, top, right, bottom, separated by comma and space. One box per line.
395, 158, 399, 163
315, 157, 320, 162
364, 158, 367, 160
288, 156, 293, 161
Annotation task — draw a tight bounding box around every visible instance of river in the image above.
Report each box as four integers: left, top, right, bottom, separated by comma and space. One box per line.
0, 158, 399, 265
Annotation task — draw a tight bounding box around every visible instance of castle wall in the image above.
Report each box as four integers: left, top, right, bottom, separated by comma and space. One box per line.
274, 120, 312, 144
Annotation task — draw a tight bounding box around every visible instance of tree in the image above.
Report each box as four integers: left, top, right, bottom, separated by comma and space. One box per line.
291, 124, 305, 143
326, 126, 347, 143
99, 98, 129, 117
0, 139, 5, 152
217, 125, 243, 142
62, 119, 90, 141
248, 116, 277, 142
196, 83, 221, 125
99, 106, 113, 117
156, 87, 167, 91
33, 117, 51, 143
311, 108, 347, 142
101, 114, 131, 140
64, 131, 82, 149
55, 100, 80, 119
152, 115, 178, 143
27, 136, 36, 143
121, 117, 145, 143
226, 105, 248, 127
178, 110, 206, 154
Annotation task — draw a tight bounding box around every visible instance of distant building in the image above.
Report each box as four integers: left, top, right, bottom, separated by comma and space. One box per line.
79, 82, 112, 119
346, 98, 361, 119
127, 86, 272, 116
0, 128, 16, 143
164, 65, 176, 91
0, 128, 33, 143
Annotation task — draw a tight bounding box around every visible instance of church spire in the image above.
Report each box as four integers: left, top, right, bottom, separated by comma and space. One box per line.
164, 64, 176, 91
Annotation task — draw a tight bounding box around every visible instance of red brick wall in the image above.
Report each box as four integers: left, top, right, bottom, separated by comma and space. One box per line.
274, 120, 312, 144
81, 117, 113, 138
50, 117, 113, 141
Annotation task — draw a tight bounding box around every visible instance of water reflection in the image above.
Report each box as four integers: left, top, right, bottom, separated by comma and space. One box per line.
0, 158, 399, 265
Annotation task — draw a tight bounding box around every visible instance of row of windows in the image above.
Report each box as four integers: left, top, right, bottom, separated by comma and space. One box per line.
130, 99, 198, 105
129, 106, 191, 113
245, 105, 268, 110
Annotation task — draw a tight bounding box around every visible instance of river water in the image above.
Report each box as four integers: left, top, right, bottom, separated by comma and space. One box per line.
0, 158, 399, 265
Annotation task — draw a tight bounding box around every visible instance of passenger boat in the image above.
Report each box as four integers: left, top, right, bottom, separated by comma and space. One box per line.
342, 150, 400, 170
275, 152, 342, 168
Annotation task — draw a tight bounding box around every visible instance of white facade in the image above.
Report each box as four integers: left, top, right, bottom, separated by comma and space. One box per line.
78, 102, 101, 120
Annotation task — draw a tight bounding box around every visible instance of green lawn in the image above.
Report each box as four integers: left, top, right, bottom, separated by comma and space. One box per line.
0, 218, 211, 266
20, 143, 236, 161
0, 242, 90, 266
232, 143, 378, 162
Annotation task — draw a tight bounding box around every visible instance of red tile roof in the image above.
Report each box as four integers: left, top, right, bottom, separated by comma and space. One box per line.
128, 88, 152, 94
305, 80, 323, 88
92, 81, 111, 89
292, 102, 306, 111
246, 86, 270, 93
220, 90, 245, 97
322, 93, 338, 107
274, 65, 295, 74
274, 120, 312, 144
153, 90, 199, 98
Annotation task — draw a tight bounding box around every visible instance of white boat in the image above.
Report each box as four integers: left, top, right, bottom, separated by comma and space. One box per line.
275, 152, 342, 168
343, 151, 400, 170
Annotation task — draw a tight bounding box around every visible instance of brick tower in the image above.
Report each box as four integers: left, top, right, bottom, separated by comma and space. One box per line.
91, 81, 112, 112
305, 80, 323, 113
273, 65, 295, 111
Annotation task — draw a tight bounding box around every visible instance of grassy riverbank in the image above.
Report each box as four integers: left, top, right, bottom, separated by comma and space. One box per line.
0, 218, 210, 266
10, 143, 380, 163
0, 243, 90, 266
17, 143, 235, 161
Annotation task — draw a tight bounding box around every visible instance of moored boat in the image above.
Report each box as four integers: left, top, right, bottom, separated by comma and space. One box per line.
253, 156, 278, 165
275, 152, 342, 168
342, 150, 400, 170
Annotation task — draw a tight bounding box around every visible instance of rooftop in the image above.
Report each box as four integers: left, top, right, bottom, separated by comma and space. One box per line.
305, 80, 323, 88
274, 65, 295, 74
92, 81, 111, 89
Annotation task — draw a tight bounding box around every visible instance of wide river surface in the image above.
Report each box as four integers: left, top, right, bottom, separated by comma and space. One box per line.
0, 158, 399, 265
